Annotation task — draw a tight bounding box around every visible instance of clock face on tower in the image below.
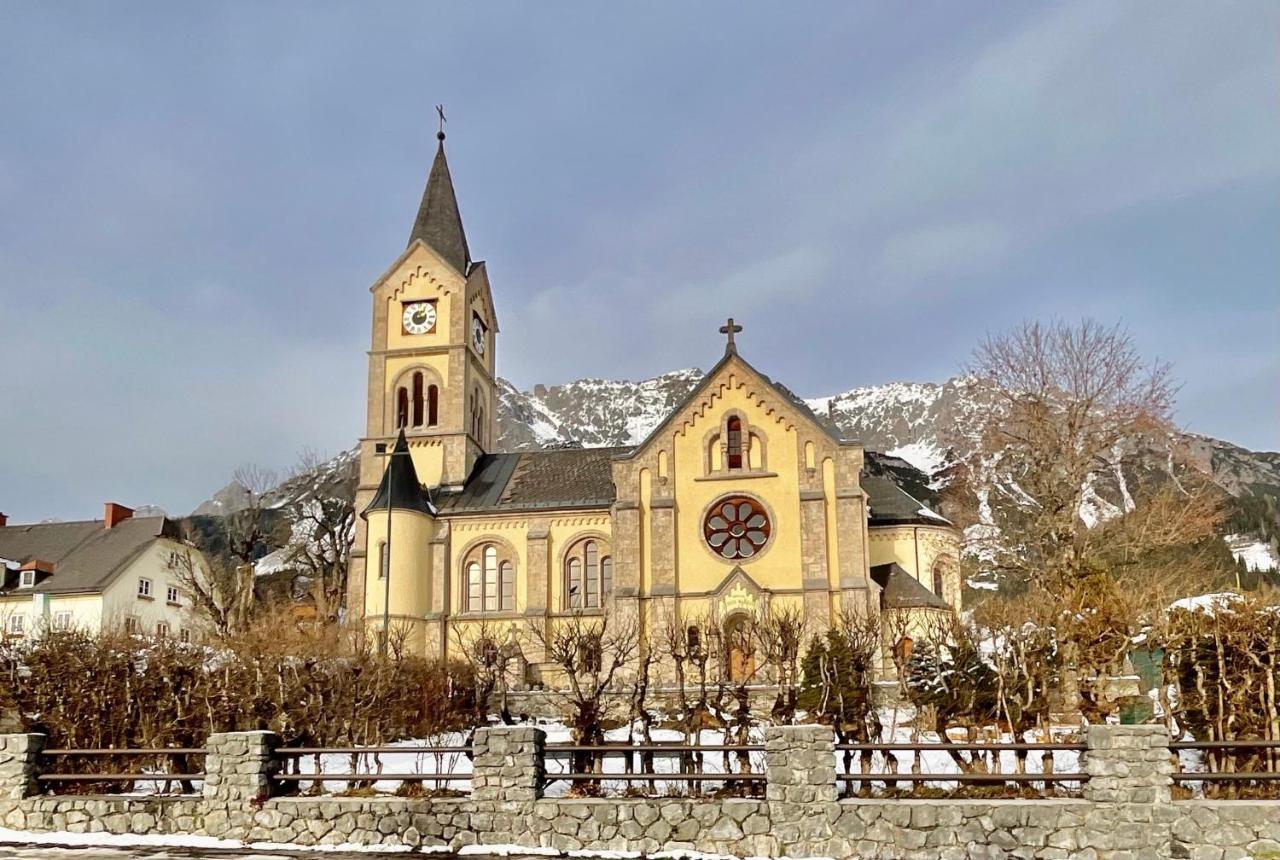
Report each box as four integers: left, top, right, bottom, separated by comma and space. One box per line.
402, 301, 436, 335
472, 316, 486, 355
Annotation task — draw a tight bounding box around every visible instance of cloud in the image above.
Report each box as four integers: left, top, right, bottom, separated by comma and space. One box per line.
653, 247, 827, 321
879, 221, 1011, 282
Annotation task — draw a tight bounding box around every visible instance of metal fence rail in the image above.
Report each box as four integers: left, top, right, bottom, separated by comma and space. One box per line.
542, 743, 766, 796
37, 748, 207, 793
833, 741, 1089, 797
274, 744, 473, 792
1172, 740, 1280, 795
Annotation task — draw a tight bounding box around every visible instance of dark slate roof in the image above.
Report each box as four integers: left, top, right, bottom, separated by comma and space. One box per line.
0, 516, 174, 595
437, 447, 631, 514
363, 430, 437, 517
870, 562, 951, 611
862, 452, 952, 527
407, 137, 471, 275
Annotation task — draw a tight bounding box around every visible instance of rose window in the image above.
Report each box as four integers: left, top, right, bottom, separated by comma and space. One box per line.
703, 496, 771, 560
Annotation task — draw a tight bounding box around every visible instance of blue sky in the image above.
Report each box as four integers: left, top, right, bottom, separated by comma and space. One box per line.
1, 2, 1277, 521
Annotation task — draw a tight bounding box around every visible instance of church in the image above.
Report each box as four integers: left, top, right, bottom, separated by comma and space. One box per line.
347, 131, 961, 679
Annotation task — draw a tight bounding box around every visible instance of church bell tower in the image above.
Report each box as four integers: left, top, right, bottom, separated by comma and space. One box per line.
347, 123, 499, 626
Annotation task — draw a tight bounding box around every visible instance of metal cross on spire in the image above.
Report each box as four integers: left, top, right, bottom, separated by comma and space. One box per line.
719, 317, 743, 352
436, 104, 447, 141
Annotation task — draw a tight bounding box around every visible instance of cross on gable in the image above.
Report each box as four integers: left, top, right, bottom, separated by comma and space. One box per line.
719, 318, 743, 352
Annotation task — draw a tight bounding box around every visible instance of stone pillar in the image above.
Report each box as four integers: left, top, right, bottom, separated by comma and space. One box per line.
1082, 723, 1173, 857
765, 724, 836, 849
1083, 723, 1172, 804
203, 731, 281, 805
0, 733, 44, 800
472, 726, 544, 803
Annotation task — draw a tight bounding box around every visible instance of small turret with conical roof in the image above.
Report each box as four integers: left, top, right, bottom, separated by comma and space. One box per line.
361, 429, 437, 654
362, 429, 436, 517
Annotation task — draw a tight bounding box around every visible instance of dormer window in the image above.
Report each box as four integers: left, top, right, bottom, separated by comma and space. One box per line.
19, 570, 35, 588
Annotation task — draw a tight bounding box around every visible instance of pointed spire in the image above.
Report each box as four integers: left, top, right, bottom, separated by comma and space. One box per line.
362, 430, 436, 517
407, 127, 471, 275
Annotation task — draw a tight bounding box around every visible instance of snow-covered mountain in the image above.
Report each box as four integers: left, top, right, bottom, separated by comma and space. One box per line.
192, 371, 1280, 574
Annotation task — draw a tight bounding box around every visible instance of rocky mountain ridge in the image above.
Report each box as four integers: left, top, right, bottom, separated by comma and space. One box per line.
194, 370, 1280, 574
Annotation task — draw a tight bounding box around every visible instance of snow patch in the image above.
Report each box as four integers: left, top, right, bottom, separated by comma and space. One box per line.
1226, 534, 1278, 572
886, 441, 946, 477
1168, 592, 1242, 614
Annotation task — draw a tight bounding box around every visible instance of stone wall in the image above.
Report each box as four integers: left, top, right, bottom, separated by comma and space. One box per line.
1, 725, 1279, 859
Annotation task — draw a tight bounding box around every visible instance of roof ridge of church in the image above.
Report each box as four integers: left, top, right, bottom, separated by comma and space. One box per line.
618, 347, 856, 459
407, 134, 471, 275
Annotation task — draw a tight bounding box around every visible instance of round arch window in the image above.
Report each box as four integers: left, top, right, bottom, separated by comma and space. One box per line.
703, 495, 772, 560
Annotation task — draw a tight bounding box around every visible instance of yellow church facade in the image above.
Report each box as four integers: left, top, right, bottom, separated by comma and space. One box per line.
347, 133, 960, 678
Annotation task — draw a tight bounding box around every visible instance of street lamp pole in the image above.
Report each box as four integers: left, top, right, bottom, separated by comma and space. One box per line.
382, 446, 393, 657
373, 440, 395, 658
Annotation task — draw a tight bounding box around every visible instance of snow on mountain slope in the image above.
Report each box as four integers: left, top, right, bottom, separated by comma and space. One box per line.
192, 368, 1280, 577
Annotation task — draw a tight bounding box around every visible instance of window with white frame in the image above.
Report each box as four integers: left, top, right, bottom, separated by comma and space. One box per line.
156, 622, 170, 638
563, 538, 613, 610
124, 616, 140, 634
8, 614, 25, 635
53, 611, 72, 631
137, 577, 152, 598
179, 628, 191, 644
462, 543, 514, 613
19, 570, 36, 588
166, 585, 180, 604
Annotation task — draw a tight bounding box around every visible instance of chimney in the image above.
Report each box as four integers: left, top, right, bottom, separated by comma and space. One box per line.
0, 512, 7, 528
104, 502, 134, 529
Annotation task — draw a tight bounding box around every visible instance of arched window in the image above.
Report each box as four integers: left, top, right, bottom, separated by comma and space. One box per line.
412, 372, 424, 427
463, 543, 514, 613
726, 417, 743, 469
686, 626, 702, 659
932, 559, 948, 602
427, 385, 439, 426
564, 538, 612, 610
396, 388, 409, 429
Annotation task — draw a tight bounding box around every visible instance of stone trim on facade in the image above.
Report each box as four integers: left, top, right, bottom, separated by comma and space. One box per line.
2, 725, 1277, 859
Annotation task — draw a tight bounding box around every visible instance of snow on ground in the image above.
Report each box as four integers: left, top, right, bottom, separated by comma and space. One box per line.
1226, 533, 1278, 572
279, 713, 1090, 798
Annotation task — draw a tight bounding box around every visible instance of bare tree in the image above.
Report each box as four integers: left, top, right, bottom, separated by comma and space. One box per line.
754, 604, 808, 724
527, 609, 639, 792
170, 464, 284, 638
168, 544, 254, 639
224, 465, 281, 566
450, 620, 518, 726
283, 449, 356, 623
960, 320, 1224, 593
961, 319, 1180, 589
